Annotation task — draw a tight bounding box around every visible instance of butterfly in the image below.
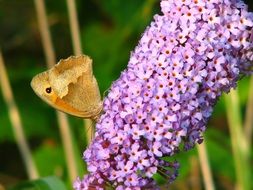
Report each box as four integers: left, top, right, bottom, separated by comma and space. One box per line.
31, 55, 103, 121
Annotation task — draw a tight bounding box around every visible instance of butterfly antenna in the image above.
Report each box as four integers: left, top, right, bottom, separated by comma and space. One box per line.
102, 87, 110, 99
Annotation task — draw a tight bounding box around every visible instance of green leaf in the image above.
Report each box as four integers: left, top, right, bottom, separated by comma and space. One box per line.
34, 144, 65, 177
8, 176, 67, 190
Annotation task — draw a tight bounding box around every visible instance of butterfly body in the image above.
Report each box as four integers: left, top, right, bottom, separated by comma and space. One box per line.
31, 55, 103, 120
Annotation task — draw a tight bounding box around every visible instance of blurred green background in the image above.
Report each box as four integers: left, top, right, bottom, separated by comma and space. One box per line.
0, 0, 252, 190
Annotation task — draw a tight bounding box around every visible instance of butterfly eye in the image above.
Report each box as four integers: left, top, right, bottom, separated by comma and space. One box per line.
45, 87, 52, 94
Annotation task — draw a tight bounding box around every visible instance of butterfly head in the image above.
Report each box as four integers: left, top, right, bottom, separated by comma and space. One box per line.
31, 71, 58, 105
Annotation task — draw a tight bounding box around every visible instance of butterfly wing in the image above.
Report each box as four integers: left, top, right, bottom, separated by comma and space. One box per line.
49, 55, 92, 98
48, 55, 102, 119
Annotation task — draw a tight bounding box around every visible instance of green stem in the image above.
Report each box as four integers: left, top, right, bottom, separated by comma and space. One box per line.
225, 90, 250, 190
244, 76, 253, 150
197, 141, 215, 190
0, 51, 39, 179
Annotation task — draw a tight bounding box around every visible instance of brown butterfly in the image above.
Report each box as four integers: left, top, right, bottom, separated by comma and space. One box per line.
31, 55, 103, 121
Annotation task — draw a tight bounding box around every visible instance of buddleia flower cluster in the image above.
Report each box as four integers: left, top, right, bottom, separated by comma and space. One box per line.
74, 0, 253, 189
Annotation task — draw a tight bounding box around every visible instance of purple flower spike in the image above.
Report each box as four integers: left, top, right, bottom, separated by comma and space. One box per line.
74, 0, 253, 189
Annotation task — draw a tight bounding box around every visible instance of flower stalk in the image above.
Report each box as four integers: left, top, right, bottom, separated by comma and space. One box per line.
225, 90, 251, 190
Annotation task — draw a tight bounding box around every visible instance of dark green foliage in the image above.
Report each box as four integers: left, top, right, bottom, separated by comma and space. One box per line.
8, 176, 67, 190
